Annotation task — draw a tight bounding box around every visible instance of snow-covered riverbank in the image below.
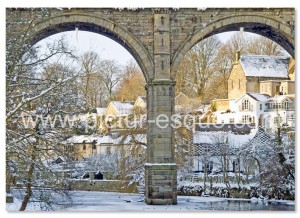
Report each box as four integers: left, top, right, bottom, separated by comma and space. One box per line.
6, 191, 295, 212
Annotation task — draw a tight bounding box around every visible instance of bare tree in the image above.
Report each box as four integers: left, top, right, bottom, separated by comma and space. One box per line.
176, 36, 221, 100
79, 51, 110, 109
99, 59, 122, 100
246, 35, 284, 56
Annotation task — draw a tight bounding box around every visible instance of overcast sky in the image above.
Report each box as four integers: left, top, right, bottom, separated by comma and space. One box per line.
36, 31, 257, 67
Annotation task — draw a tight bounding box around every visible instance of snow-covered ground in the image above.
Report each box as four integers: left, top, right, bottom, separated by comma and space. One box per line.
6, 191, 295, 212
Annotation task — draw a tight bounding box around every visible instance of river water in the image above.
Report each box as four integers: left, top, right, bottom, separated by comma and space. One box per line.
199, 199, 295, 211
7, 190, 295, 211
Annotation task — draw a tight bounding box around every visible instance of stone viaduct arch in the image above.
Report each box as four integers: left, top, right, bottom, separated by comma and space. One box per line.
6, 8, 294, 205
171, 14, 295, 77
22, 13, 154, 82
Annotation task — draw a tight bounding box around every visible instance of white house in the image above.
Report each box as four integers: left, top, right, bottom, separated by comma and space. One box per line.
262, 95, 295, 131
215, 93, 270, 126
192, 125, 257, 173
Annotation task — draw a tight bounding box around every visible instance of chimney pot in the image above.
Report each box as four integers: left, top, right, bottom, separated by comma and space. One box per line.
236, 50, 240, 63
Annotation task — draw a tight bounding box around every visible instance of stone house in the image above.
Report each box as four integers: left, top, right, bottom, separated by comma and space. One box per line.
228, 53, 290, 100
175, 92, 190, 106
133, 96, 146, 109
260, 80, 295, 96
64, 132, 146, 161
132, 96, 147, 114
104, 101, 134, 116
210, 99, 230, 112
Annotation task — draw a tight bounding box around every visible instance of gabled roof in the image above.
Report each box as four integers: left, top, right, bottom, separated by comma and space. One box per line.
235, 93, 270, 103
175, 92, 189, 100
106, 101, 134, 115
134, 96, 146, 107
247, 127, 272, 145
240, 55, 290, 78
268, 95, 293, 103
137, 96, 146, 102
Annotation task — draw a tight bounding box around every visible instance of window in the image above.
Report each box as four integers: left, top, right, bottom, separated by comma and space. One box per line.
92, 144, 96, 150
242, 115, 253, 123
238, 79, 241, 89
284, 101, 289, 110
83, 143, 86, 150
106, 147, 111, 155
242, 99, 251, 110
229, 118, 234, 123
206, 161, 213, 172
260, 104, 262, 110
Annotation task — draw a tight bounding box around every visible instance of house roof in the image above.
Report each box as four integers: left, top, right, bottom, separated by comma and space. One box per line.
194, 123, 256, 134
138, 96, 146, 102
235, 92, 270, 103
240, 55, 290, 78
65, 133, 147, 147
134, 96, 146, 107
268, 95, 293, 102
247, 127, 272, 145
175, 92, 189, 100
193, 129, 257, 155
109, 101, 134, 115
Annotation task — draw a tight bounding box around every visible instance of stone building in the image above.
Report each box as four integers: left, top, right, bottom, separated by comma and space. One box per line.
105, 101, 134, 116
228, 52, 291, 100
260, 80, 295, 96
64, 132, 146, 161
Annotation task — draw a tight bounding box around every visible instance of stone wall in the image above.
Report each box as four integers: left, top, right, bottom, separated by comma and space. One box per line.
228, 63, 247, 99
68, 179, 138, 193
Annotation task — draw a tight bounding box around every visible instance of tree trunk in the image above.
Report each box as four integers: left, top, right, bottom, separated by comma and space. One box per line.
19, 147, 36, 211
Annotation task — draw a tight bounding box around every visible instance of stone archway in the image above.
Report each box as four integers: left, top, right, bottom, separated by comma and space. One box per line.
6, 8, 295, 206
26, 13, 154, 81
171, 14, 294, 77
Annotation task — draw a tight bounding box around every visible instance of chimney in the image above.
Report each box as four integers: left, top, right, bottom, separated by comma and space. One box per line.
235, 50, 240, 63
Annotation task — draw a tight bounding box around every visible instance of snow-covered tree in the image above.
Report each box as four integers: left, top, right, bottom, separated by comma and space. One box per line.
6, 8, 84, 210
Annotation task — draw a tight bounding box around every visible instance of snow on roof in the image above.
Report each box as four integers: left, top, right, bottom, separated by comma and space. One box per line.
268, 95, 293, 102
175, 92, 189, 100
66, 134, 147, 146
111, 101, 134, 115
235, 93, 270, 103
193, 129, 257, 148
240, 55, 290, 78
138, 96, 146, 102
96, 107, 106, 115
248, 93, 270, 102
66, 135, 98, 144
